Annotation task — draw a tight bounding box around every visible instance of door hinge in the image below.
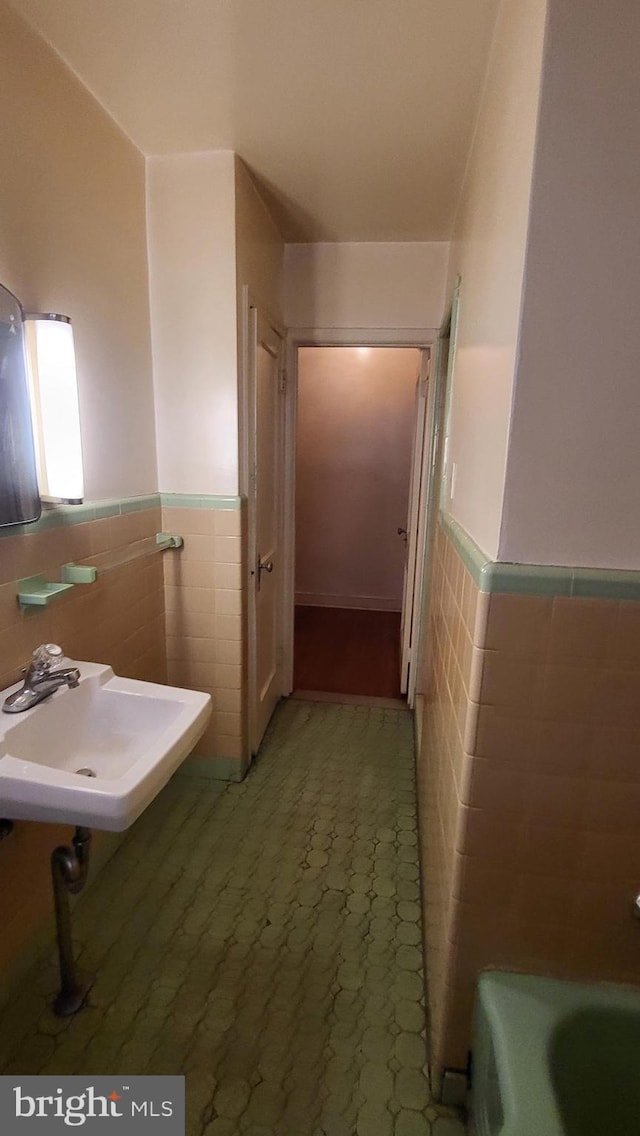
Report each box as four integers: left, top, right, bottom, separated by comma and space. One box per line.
279, 368, 287, 394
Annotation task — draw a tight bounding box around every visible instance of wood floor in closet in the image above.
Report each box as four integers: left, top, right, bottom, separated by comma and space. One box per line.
293, 605, 403, 700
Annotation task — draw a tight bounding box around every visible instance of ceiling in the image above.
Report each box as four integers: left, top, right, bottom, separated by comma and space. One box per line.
10, 0, 500, 242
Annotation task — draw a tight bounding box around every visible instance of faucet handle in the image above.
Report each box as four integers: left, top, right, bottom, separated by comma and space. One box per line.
31, 643, 64, 671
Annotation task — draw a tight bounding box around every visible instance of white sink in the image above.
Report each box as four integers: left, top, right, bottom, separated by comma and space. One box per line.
0, 662, 211, 830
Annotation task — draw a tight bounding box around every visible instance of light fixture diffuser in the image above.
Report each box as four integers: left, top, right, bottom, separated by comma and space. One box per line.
24, 313, 84, 503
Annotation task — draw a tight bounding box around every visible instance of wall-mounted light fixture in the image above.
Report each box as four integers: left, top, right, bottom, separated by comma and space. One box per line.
24, 313, 84, 503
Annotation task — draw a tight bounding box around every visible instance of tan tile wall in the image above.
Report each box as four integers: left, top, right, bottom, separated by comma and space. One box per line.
420, 517, 640, 1079
162, 506, 246, 777
0, 505, 166, 983
449, 589, 640, 1064
416, 520, 488, 1082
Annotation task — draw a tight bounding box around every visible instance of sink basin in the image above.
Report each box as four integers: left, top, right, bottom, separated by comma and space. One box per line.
0, 662, 211, 830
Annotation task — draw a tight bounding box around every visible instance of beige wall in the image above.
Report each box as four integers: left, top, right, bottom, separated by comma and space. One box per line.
284, 242, 449, 331
147, 152, 238, 496
500, 0, 640, 569
296, 348, 420, 611
0, 3, 165, 993
444, 0, 547, 559
0, 1, 157, 501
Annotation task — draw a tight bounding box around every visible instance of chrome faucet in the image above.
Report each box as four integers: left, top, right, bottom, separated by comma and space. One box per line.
3, 644, 80, 714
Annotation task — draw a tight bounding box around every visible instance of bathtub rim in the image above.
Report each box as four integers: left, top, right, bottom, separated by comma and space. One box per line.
472, 970, 640, 1136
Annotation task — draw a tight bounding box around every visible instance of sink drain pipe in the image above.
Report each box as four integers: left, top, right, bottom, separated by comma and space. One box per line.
51, 826, 93, 1016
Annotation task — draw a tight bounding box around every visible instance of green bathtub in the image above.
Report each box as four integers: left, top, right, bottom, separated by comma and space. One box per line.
470, 971, 640, 1136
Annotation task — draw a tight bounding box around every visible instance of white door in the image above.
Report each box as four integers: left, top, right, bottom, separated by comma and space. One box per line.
248, 305, 284, 754
399, 352, 430, 693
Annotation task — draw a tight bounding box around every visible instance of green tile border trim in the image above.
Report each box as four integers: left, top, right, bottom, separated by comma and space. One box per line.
0, 493, 243, 537
0, 494, 162, 537
441, 512, 640, 601
119, 494, 161, 515
160, 493, 242, 510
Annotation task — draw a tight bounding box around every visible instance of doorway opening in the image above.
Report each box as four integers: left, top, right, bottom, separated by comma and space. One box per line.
292, 345, 426, 700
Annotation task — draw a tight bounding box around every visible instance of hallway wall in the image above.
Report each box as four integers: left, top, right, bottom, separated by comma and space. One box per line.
284, 242, 449, 330
150, 155, 285, 783
296, 347, 420, 611
235, 156, 284, 324
500, 0, 640, 569
147, 151, 238, 497
443, 0, 547, 560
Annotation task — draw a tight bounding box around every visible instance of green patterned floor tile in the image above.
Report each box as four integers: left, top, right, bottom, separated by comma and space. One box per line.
0, 698, 465, 1134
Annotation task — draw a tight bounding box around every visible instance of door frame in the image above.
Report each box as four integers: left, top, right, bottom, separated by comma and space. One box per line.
400, 350, 431, 697
282, 326, 438, 697
411, 278, 462, 720
239, 287, 286, 757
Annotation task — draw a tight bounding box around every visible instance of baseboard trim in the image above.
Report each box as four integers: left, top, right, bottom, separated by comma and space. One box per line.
295, 593, 402, 612
291, 690, 408, 710
414, 693, 425, 749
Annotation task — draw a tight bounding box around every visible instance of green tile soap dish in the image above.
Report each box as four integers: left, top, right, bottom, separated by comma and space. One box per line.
18, 575, 75, 609
156, 533, 184, 550
61, 563, 98, 584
